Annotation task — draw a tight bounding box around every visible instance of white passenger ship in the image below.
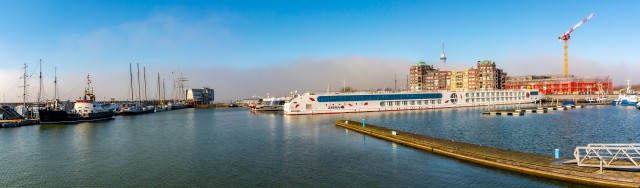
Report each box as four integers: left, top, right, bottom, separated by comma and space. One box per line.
284, 90, 541, 115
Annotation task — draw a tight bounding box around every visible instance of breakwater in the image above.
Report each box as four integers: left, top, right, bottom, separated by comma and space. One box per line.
336, 120, 640, 187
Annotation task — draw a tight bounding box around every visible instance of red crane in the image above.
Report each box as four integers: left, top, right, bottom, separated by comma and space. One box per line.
558, 13, 594, 78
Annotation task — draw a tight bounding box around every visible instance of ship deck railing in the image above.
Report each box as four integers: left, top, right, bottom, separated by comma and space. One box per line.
306, 89, 539, 96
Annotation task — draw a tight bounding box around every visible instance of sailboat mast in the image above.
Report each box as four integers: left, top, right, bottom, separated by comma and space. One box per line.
162, 78, 166, 102
38, 59, 42, 104
21, 63, 28, 110
157, 73, 161, 105
129, 63, 134, 102
137, 63, 141, 102
54, 67, 58, 109
144, 66, 147, 103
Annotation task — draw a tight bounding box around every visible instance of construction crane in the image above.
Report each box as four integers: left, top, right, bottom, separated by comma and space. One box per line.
558, 12, 595, 78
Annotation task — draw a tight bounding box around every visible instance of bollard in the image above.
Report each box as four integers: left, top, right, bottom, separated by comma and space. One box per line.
362, 119, 366, 128
554, 149, 560, 159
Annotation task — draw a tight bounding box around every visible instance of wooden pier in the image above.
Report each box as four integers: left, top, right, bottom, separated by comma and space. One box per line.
336, 120, 640, 187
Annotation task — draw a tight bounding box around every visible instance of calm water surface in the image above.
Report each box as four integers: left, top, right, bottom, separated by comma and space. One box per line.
2, 106, 636, 187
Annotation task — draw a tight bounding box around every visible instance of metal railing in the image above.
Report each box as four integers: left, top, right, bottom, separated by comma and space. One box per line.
574, 143, 640, 169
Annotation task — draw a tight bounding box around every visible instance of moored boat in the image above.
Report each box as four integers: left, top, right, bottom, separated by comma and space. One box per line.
284, 89, 542, 115
74, 75, 115, 121
40, 74, 114, 124
612, 80, 639, 106
121, 104, 154, 115
252, 97, 286, 111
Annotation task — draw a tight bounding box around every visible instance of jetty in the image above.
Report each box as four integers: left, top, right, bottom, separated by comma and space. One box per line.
483, 105, 585, 116
336, 120, 640, 187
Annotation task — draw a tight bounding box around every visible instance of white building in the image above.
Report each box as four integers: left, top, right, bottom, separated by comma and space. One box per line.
186, 87, 215, 104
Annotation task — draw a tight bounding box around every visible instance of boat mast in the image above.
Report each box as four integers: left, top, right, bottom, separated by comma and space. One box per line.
137, 63, 141, 102
144, 66, 148, 103
157, 73, 161, 105
54, 67, 58, 109
129, 63, 134, 102
20, 63, 29, 110
162, 78, 166, 102
37, 59, 43, 105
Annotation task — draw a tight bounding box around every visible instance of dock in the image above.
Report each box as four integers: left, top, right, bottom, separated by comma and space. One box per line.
483, 105, 586, 116
336, 120, 640, 187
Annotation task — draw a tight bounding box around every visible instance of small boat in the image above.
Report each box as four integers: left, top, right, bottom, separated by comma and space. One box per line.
121, 104, 154, 115
612, 80, 639, 106
154, 104, 170, 112
1, 120, 20, 128
253, 97, 286, 111
169, 102, 188, 110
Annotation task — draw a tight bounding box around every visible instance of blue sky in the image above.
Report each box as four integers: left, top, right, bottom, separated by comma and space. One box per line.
1, 0, 639, 102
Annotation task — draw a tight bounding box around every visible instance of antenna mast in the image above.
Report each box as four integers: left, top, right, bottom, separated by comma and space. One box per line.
440, 40, 447, 64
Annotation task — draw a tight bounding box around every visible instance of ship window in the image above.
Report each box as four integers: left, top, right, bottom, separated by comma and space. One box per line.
380, 102, 385, 106
316, 93, 443, 102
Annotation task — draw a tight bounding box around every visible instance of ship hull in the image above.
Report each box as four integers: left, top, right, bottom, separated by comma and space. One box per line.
39, 110, 114, 124
122, 109, 154, 115
79, 111, 115, 122
38, 110, 80, 124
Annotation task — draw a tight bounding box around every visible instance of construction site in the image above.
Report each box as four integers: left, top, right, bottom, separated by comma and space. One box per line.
410, 13, 611, 95
505, 75, 612, 95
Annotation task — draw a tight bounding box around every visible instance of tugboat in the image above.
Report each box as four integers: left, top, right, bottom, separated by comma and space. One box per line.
39, 74, 114, 124
74, 74, 115, 121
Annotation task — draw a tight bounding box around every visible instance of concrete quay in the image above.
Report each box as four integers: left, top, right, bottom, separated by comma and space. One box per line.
336, 120, 640, 187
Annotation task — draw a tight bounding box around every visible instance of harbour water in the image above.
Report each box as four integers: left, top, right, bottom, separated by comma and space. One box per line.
1, 106, 637, 187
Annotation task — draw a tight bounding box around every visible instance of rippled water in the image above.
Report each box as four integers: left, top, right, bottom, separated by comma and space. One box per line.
2, 106, 631, 187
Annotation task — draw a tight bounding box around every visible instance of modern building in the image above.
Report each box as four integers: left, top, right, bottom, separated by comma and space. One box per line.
186, 87, 215, 105
505, 75, 612, 95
